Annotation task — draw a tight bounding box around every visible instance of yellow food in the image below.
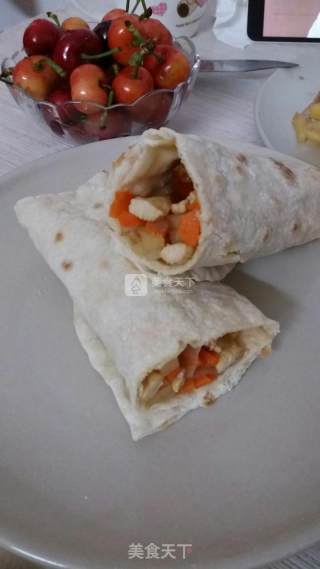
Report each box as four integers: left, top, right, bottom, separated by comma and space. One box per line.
292, 113, 307, 143
309, 103, 320, 120
292, 93, 320, 147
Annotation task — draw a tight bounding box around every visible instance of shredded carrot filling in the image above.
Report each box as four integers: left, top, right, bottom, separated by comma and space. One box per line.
199, 347, 220, 367
109, 190, 133, 219
108, 161, 201, 263
165, 367, 182, 383
117, 211, 145, 228
140, 344, 223, 405
176, 210, 200, 248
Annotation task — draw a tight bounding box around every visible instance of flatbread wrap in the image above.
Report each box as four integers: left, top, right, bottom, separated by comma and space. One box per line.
15, 173, 279, 440
106, 127, 320, 275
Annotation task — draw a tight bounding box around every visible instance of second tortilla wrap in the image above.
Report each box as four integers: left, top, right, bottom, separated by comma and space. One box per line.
106, 127, 320, 275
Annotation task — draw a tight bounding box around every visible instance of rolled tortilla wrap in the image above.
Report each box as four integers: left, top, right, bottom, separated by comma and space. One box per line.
15, 174, 279, 440
106, 127, 320, 275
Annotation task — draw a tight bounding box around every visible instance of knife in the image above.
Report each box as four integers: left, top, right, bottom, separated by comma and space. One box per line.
199, 60, 298, 73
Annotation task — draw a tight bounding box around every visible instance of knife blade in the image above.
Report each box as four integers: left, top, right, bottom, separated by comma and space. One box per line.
199, 60, 298, 73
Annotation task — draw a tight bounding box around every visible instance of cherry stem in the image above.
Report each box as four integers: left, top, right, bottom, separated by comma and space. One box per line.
34, 58, 66, 78
139, 7, 152, 19
46, 11, 61, 27
153, 51, 164, 64
108, 89, 115, 106
126, 0, 131, 12
125, 21, 145, 46
131, 0, 141, 13
81, 48, 120, 60
112, 64, 120, 76
133, 65, 140, 79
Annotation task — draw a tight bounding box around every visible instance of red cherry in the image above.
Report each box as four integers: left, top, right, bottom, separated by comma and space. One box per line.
61, 17, 89, 31
150, 45, 191, 89
13, 55, 60, 100
47, 87, 81, 123
70, 64, 109, 114
130, 91, 173, 126
84, 108, 132, 140
23, 18, 61, 56
112, 66, 154, 105
93, 21, 112, 50
53, 30, 103, 74
102, 9, 127, 22
108, 15, 147, 66
141, 18, 173, 45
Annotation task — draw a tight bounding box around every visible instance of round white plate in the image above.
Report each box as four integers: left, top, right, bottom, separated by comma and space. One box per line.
1, 138, 320, 569
256, 54, 320, 167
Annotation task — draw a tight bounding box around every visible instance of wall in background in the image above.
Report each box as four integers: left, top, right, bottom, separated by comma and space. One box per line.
0, 0, 66, 28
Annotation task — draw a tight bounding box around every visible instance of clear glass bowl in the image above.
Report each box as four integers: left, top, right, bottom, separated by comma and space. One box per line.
1, 38, 200, 144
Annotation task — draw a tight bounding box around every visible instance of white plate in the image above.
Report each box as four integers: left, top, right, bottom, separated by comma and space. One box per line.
1, 138, 320, 569
256, 54, 320, 167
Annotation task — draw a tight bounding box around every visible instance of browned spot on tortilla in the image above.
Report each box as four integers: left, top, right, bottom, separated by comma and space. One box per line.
203, 393, 217, 406
100, 259, 108, 270
61, 260, 73, 271
236, 164, 244, 175
94, 202, 103, 209
263, 230, 270, 243
54, 231, 64, 243
237, 153, 248, 165
292, 222, 301, 232
271, 159, 296, 184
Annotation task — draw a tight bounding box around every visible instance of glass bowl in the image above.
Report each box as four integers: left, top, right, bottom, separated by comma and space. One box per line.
1, 38, 200, 144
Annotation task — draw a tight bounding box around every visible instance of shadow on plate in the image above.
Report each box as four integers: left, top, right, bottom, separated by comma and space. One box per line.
225, 269, 295, 339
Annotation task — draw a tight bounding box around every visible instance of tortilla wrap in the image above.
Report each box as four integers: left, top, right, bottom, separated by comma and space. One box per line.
106, 127, 320, 275
15, 173, 279, 440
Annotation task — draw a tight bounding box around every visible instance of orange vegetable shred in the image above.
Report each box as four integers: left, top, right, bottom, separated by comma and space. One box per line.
177, 210, 200, 247
165, 367, 182, 383
199, 347, 220, 367
179, 378, 195, 394
187, 199, 200, 211
109, 190, 134, 219
193, 373, 217, 389
117, 211, 145, 228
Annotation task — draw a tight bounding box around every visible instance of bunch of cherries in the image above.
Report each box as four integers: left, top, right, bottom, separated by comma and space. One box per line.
5, 2, 191, 140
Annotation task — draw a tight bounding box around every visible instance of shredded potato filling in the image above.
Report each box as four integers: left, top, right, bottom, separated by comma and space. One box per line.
109, 161, 201, 265
138, 333, 245, 407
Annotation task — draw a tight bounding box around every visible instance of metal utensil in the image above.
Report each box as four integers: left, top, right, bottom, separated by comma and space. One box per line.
199, 60, 298, 73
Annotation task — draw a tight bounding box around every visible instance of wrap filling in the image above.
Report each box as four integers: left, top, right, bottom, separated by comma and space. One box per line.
139, 328, 269, 407
109, 160, 201, 267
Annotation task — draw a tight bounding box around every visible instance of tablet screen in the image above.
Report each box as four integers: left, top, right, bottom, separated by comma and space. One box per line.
263, 0, 320, 38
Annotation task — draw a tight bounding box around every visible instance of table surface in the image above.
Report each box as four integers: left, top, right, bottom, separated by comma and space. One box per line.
1, 8, 320, 569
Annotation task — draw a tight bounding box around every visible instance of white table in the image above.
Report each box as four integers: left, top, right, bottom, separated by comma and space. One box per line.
0, 9, 319, 569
